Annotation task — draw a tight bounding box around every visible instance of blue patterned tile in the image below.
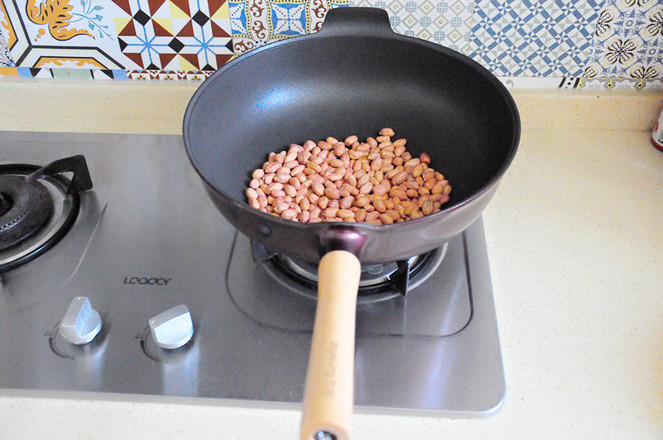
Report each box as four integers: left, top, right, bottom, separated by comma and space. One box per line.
269, 0, 309, 37
471, 0, 602, 77
585, 0, 663, 83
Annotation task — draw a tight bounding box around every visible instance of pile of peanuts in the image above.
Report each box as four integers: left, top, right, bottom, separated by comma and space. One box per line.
245, 128, 451, 225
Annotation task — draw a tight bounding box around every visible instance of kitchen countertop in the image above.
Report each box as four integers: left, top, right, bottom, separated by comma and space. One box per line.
0, 83, 662, 439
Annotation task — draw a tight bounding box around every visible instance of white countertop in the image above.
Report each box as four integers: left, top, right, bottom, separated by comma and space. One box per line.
1, 127, 661, 439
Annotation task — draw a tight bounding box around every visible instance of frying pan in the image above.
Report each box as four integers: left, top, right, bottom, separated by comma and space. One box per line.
183, 7, 519, 440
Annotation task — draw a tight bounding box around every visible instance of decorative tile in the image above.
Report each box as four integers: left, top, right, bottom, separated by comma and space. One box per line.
348, 1, 476, 55
584, 0, 663, 86
471, 0, 602, 77
112, 0, 234, 70
2, 0, 129, 69
230, 0, 348, 56
0, 2, 12, 66
127, 68, 213, 79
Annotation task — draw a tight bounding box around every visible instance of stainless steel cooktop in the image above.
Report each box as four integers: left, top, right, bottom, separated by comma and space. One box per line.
0, 131, 505, 416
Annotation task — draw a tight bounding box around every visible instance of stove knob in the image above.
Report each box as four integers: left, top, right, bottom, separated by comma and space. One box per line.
59, 296, 102, 345
149, 305, 194, 350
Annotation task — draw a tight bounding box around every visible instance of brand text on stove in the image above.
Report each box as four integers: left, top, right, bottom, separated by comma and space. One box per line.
123, 277, 172, 286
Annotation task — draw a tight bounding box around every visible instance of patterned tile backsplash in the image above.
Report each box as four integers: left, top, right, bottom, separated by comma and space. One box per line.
0, 0, 662, 89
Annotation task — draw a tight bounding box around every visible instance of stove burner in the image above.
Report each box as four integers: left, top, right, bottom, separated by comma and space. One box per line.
0, 175, 54, 251
252, 242, 447, 303
0, 155, 92, 273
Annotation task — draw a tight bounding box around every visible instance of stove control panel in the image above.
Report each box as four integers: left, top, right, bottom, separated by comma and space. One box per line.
148, 304, 194, 350
59, 296, 102, 345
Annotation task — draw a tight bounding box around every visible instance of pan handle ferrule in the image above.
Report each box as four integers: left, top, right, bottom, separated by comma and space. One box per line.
318, 227, 366, 258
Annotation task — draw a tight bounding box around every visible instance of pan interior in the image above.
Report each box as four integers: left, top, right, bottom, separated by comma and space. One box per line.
185, 35, 518, 209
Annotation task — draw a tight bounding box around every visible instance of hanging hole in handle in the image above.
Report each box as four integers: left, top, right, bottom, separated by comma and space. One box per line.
314, 431, 337, 440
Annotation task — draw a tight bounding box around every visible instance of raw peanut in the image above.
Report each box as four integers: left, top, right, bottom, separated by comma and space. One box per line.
323, 207, 339, 218
355, 195, 370, 207
412, 163, 425, 178
404, 158, 420, 168
443, 184, 452, 195
359, 182, 373, 194
329, 158, 344, 168
317, 196, 329, 209
421, 200, 434, 215
420, 153, 431, 164
324, 186, 341, 200
372, 184, 389, 196
264, 162, 281, 174
248, 197, 260, 209
299, 210, 310, 222
356, 208, 367, 222
300, 197, 310, 211
379, 127, 395, 137
274, 173, 291, 183
337, 209, 355, 219
340, 196, 354, 209
424, 178, 437, 191
373, 199, 387, 212
370, 157, 383, 171
311, 181, 324, 196
249, 178, 260, 189
431, 181, 445, 194
283, 184, 297, 197
367, 137, 378, 147
281, 209, 297, 220
385, 210, 400, 221
327, 171, 345, 182
366, 211, 381, 222
379, 213, 394, 224
392, 138, 407, 148
291, 164, 305, 176
390, 187, 408, 201
297, 150, 310, 164
344, 135, 358, 146
391, 170, 409, 185
252, 169, 265, 179
403, 202, 418, 216
274, 202, 290, 213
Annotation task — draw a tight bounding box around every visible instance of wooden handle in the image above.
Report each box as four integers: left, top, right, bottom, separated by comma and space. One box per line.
300, 250, 361, 440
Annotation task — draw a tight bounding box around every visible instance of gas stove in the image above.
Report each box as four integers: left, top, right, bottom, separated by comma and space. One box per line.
0, 131, 505, 416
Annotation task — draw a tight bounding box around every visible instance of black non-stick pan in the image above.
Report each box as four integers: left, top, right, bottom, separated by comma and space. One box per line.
184, 7, 519, 440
